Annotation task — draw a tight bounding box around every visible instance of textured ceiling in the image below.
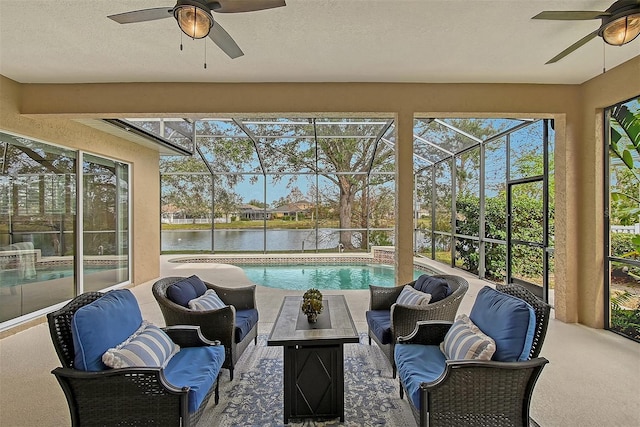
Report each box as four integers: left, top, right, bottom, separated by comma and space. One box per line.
0, 0, 638, 85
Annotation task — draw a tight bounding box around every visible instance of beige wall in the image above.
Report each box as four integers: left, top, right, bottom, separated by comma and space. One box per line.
0, 76, 161, 291
577, 58, 640, 327
2, 54, 639, 329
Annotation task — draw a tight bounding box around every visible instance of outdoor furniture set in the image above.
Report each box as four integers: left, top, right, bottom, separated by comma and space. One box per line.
47, 272, 549, 427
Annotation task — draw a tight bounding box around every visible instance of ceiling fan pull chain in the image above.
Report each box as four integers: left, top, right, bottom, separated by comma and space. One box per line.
180, 31, 184, 51
204, 39, 207, 69
602, 42, 606, 74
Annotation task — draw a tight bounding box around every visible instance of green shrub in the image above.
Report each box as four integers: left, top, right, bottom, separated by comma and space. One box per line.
610, 291, 640, 340
610, 232, 640, 259
369, 231, 392, 246
455, 192, 551, 282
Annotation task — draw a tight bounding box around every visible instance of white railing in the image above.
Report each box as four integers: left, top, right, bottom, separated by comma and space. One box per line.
611, 224, 640, 234
161, 218, 212, 224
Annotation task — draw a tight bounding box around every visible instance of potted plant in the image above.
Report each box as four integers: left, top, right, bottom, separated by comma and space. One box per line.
301, 288, 323, 323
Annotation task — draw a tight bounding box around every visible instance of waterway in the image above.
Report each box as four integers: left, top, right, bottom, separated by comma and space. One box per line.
161, 229, 343, 252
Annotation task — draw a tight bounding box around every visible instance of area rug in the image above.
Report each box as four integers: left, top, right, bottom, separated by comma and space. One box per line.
197, 334, 416, 427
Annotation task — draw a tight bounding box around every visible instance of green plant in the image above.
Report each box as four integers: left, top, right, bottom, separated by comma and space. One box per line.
369, 231, 392, 246
301, 288, 323, 315
610, 291, 640, 341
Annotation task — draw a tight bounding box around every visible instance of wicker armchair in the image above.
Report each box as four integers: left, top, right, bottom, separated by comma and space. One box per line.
367, 274, 469, 378
48, 292, 222, 427
396, 284, 551, 427
153, 276, 258, 380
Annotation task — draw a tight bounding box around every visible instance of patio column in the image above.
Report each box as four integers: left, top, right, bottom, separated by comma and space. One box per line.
395, 110, 414, 286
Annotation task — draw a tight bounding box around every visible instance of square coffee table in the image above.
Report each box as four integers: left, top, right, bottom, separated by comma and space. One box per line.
267, 295, 359, 424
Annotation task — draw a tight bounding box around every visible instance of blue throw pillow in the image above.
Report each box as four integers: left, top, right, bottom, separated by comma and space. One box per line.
469, 286, 536, 362
71, 289, 143, 371
413, 275, 450, 303
167, 275, 207, 307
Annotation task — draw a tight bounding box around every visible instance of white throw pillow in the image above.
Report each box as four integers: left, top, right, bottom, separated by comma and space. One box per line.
440, 314, 496, 361
102, 321, 179, 369
396, 285, 432, 306
188, 289, 227, 311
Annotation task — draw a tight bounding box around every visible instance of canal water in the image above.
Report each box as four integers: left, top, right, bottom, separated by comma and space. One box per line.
161, 229, 342, 252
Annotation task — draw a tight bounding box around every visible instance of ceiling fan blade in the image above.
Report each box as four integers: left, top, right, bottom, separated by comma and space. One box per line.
108, 7, 173, 24
545, 31, 599, 64
211, 0, 286, 13
209, 22, 244, 59
532, 10, 609, 20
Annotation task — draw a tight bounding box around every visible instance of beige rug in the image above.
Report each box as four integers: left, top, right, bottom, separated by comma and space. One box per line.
197, 334, 415, 427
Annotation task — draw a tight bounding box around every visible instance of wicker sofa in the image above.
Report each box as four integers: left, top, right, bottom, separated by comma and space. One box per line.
394, 284, 551, 427
366, 274, 469, 378
153, 276, 259, 380
48, 289, 225, 427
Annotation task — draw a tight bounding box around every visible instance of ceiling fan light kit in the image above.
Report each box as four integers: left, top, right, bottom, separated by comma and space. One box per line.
601, 13, 640, 45
174, 0, 214, 39
107, 0, 286, 59
532, 0, 640, 63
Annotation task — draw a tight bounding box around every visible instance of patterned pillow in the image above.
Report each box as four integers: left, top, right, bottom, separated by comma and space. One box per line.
188, 289, 227, 311
440, 314, 496, 361
396, 285, 432, 306
102, 322, 179, 369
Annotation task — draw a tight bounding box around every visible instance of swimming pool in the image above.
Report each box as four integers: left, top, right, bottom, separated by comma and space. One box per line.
239, 263, 434, 290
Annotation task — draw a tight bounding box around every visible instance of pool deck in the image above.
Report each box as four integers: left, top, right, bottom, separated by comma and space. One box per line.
0, 254, 638, 426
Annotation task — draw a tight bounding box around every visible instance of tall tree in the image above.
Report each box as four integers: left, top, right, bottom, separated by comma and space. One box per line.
255, 121, 394, 249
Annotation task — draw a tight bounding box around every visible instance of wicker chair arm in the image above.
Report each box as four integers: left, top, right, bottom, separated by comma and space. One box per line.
427, 357, 550, 385
207, 283, 257, 310
397, 320, 453, 345
163, 325, 221, 348
52, 366, 186, 392
52, 366, 191, 426
419, 357, 549, 417
160, 305, 236, 348
369, 284, 405, 310
391, 302, 455, 339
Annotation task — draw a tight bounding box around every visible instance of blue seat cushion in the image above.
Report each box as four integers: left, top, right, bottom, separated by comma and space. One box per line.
413, 275, 450, 303
235, 309, 259, 343
395, 344, 447, 409
470, 286, 536, 362
163, 346, 225, 413
72, 289, 143, 371
167, 275, 208, 307
366, 310, 392, 344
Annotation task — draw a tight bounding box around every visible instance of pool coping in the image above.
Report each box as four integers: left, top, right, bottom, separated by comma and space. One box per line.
168, 246, 442, 276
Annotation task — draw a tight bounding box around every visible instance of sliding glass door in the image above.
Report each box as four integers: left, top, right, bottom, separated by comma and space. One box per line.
0, 131, 131, 327
82, 154, 130, 292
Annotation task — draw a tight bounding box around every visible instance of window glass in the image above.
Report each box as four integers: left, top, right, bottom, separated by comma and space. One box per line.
0, 132, 77, 323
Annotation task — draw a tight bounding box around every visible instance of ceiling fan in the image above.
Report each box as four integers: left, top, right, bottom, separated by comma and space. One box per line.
532, 0, 640, 64
108, 0, 286, 59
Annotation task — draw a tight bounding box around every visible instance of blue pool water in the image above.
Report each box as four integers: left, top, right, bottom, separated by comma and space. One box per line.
239, 263, 434, 290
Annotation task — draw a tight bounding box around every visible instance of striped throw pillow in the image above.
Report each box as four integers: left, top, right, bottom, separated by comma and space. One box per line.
440, 314, 496, 361
396, 285, 432, 306
102, 322, 179, 369
188, 289, 227, 311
